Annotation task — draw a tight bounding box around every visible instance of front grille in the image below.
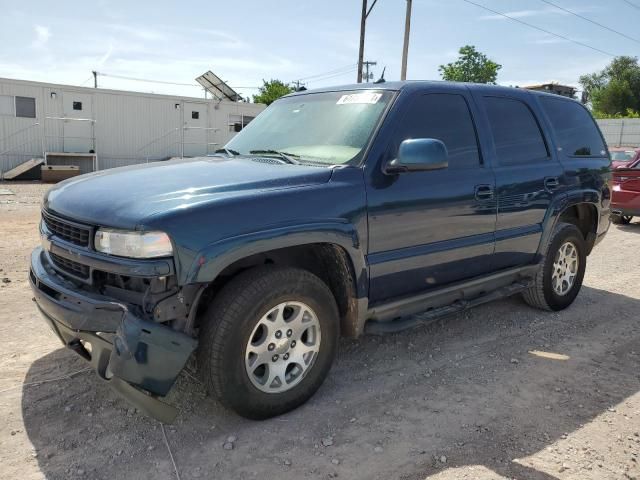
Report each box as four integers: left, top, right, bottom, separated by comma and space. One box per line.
49, 252, 90, 279
42, 211, 91, 247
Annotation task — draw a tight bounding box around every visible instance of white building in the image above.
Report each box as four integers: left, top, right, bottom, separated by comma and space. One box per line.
0, 77, 265, 177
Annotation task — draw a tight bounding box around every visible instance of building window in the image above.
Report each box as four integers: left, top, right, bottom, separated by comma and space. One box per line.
0, 95, 14, 116
191, 111, 199, 120
229, 114, 253, 133
15, 96, 36, 118
73, 101, 83, 111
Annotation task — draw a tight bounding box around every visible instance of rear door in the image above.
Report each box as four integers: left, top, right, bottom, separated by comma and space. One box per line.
365, 87, 497, 303
473, 91, 565, 268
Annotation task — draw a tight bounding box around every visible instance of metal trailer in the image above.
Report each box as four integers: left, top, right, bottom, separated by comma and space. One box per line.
0, 77, 265, 178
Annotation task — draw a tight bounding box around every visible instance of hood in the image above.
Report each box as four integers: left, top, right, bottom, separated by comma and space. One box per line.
44, 157, 333, 229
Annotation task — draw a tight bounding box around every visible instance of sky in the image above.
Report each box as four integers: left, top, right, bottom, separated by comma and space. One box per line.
0, 0, 638, 99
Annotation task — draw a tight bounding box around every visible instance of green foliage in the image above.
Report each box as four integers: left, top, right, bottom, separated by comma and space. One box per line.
438, 45, 502, 84
593, 108, 640, 119
579, 56, 640, 117
252, 79, 294, 105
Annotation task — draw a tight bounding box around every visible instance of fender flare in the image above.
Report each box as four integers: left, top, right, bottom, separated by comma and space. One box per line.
184, 221, 368, 298
536, 189, 601, 257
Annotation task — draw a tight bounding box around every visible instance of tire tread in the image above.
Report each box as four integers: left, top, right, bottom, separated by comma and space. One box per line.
197, 266, 338, 418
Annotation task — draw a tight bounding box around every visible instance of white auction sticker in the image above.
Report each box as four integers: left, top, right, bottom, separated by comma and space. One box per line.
336, 92, 382, 105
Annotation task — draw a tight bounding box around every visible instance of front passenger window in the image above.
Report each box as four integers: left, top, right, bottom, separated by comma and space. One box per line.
391, 93, 481, 169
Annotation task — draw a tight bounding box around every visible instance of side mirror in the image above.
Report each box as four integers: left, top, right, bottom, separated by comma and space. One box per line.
384, 138, 448, 174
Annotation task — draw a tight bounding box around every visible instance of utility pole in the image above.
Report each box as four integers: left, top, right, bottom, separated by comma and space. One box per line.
357, 0, 379, 83
363, 61, 377, 82
292, 80, 305, 91
400, 0, 412, 81
92, 70, 98, 88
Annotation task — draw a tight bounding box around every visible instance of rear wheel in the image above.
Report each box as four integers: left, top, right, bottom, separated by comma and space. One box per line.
523, 222, 586, 311
197, 266, 339, 419
611, 214, 633, 225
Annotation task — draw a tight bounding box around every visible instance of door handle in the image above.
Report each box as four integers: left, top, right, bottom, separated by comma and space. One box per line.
544, 176, 560, 191
475, 184, 494, 200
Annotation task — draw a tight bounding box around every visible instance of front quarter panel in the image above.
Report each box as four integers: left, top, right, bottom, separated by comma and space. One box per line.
142, 167, 369, 297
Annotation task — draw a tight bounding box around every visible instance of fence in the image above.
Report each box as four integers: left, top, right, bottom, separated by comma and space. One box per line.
596, 119, 640, 147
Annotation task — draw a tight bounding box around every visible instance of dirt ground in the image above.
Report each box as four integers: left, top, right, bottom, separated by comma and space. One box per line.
1, 181, 639, 480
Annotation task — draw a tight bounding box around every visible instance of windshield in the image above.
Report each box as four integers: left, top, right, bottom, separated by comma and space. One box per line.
611, 151, 636, 161
225, 90, 394, 165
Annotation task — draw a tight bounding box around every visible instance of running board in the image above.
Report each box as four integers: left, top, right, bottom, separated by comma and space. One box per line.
364, 265, 537, 335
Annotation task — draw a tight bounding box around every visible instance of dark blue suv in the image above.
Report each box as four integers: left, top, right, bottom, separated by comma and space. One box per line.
30, 81, 611, 421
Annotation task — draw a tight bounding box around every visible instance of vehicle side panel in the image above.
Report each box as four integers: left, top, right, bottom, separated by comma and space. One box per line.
364, 84, 498, 303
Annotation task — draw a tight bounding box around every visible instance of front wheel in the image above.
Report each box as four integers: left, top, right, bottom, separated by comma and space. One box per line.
523, 222, 587, 311
197, 267, 339, 419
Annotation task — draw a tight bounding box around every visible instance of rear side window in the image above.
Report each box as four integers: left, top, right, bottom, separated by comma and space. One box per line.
391, 93, 481, 169
484, 96, 548, 165
540, 98, 606, 157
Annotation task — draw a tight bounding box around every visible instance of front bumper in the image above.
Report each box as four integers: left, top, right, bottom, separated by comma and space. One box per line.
29, 247, 197, 422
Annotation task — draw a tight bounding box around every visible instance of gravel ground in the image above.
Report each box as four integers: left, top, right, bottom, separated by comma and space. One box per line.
0, 181, 639, 480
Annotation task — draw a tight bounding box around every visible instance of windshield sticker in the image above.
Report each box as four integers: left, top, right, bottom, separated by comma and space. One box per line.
337, 92, 382, 105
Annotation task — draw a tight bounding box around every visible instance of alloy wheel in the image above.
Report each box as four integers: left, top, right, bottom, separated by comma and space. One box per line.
245, 301, 321, 393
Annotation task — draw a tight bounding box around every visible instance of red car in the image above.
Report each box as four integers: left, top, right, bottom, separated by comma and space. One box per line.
611, 157, 640, 224
610, 146, 640, 169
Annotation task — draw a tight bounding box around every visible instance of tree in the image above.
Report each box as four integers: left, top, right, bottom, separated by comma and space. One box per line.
579, 56, 640, 117
439, 45, 502, 84
252, 79, 294, 105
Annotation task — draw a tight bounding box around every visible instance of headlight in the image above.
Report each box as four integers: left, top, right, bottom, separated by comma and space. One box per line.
94, 229, 173, 258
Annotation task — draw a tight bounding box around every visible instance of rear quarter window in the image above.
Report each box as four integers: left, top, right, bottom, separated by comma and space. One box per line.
540, 97, 606, 157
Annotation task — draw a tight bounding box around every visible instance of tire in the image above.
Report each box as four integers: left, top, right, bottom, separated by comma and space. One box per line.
197, 266, 340, 419
522, 222, 587, 311
611, 214, 632, 225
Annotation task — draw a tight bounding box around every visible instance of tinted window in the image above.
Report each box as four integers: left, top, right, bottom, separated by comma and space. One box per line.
72, 101, 82, 111
484, 96, 548, 165
391, 93, 480, 168
15, 96, 36, 118
540, 98, 606, 157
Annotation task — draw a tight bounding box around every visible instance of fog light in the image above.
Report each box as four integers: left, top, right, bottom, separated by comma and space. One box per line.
79, 339, 92, 354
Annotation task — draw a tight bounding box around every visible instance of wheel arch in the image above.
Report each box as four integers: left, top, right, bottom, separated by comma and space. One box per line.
186, 223, 369, 338
538, 192, 600, 257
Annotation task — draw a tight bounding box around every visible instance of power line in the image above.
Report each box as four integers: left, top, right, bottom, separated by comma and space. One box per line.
461, 0, 616, 57
294, 64, 357, 82
622, 0, 640, 10
96, 72, 200, 87
79, 76, 94, 87
95, 72, 259, 89
539, 0, 640, 45
309, 67, 358, 83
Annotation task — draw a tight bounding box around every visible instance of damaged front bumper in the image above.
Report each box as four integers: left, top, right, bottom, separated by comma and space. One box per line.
29, 247, 197, 423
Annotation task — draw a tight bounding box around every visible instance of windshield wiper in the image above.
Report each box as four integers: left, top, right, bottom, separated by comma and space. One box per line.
249, 149, 300, 164
214, 148, 240, 157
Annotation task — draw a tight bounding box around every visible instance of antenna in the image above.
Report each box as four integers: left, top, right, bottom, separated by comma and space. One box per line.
374, 67, 386, 84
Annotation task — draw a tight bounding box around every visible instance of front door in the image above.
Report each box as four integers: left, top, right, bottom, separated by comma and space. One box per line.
62, 92, 93, 153
472, 92, 566, 268
183, 102, 208, 157
366, 89, 497, 304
